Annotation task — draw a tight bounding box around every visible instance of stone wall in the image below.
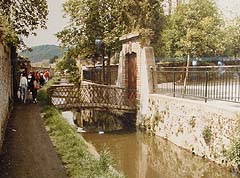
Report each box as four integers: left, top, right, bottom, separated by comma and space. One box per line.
117, 33, 156, 114
137, 94, 240, 166
0, 40, 12, 152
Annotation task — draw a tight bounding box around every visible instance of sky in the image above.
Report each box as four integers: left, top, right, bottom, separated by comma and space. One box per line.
215, 0, 240, 20
23, 0, 240, 47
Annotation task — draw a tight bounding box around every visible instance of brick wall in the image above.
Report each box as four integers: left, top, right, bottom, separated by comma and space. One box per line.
0, 40, 12, 152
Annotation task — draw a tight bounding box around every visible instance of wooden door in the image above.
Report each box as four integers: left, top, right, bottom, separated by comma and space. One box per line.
126, 53, 137, 102
127, 53, 137, 90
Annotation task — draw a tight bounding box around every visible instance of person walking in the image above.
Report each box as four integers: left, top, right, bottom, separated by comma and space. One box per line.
32, 76, 40, 103
44, 70, 50, 82
19, 72, 28, 103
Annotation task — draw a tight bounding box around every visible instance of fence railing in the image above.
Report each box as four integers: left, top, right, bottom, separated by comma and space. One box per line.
83, 67, 118, 85
153, 66, 240, 103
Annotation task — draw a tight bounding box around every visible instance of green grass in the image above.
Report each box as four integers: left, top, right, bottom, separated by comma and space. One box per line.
37, 77, 59, 105
39, 78, 124, 178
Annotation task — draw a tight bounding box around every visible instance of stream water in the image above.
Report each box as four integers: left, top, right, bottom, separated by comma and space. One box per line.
62, 111, 238, 178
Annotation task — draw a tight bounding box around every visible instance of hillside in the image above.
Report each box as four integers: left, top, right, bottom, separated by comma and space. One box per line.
20, 45, 64, 63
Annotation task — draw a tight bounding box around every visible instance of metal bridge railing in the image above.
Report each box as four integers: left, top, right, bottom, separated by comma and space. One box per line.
153, 66, 240, 103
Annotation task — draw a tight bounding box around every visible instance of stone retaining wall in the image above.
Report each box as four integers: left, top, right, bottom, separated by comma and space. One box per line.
0, 40, 12, 152
137, 94, 240, 166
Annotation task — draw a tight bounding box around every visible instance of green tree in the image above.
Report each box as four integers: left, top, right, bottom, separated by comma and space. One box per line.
56, 53, 81, 85
223, 17, 240, 59
49, 56, 58, 64
57, 0, 165, 58
0, 0, 48, 43
57, 0, 165, 84
0, 0, 48, 46
0, 15, 18, 44
161, 0, 223, 93
162, 0, 224, 58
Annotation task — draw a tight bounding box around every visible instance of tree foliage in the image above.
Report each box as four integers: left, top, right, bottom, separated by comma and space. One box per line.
57, 0, 165, 59
162, 0, 224, 58
223, 17, 240, 58
56, 55, 81, 84
0, 0, 48, 45
0, 15, 18, 44
0, 0, 48, 37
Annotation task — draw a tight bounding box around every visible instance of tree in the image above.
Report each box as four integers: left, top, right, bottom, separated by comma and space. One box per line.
49, 56, 58, 64
161, 0, 224, 94
56, 55, 81, 84
57, 0, 165, 84
57, 0, 165, 58
0, 0, 48, 43
223, 17, 240, 59
0, 15, 18, 44
162, 0, 224, 59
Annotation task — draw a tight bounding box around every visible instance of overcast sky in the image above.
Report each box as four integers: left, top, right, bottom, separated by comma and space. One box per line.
23, 0, 240, 47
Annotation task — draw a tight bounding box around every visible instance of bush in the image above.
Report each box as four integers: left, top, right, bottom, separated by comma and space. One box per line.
227, 139, 240, 170
37, 77, 59, 105
202, 126, 212, 145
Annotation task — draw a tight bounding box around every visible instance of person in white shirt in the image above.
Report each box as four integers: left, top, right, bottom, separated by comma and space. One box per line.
19, 72, 28, 103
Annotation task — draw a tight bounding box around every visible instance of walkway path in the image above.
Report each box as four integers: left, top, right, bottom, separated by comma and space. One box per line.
0, 103, 68, 178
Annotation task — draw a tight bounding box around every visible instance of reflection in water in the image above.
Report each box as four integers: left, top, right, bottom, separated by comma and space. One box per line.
82, 131, 237, 178
62, 111, 237, 178
62, 110, 136, 132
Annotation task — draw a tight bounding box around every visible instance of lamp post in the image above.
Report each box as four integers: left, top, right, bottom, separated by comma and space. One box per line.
95, 38, 106, 84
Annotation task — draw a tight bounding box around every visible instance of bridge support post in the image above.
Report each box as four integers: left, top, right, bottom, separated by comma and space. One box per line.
117, 33, 157, 125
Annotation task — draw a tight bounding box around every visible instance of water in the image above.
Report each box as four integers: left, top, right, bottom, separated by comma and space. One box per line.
62, 111, 238, 178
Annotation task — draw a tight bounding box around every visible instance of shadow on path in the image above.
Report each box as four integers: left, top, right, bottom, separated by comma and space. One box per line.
0, 103, 68, 178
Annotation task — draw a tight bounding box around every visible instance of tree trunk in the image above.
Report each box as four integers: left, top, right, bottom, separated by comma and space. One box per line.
183, 52, 190, 97
168, 0, 172, 15
176, 0, 179, 6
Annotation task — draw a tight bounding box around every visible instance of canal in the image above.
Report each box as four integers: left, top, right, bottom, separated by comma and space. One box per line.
62, 111, 237, 178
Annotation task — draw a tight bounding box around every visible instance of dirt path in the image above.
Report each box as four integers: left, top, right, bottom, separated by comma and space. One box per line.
0, 103, 68, 178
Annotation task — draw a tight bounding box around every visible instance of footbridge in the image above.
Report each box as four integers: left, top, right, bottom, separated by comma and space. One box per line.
47, 83, 137, 113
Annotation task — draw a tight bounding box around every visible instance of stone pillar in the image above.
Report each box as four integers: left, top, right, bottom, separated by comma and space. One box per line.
117, 33, 157, 125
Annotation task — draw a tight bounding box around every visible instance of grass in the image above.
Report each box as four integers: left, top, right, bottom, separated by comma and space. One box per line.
37, 77, 59, 105
38, 78, 124, 178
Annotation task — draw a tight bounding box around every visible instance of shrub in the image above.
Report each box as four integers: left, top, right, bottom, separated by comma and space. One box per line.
202, 126, 212, 145
227, 139, 240, 169
189, 117, 196, 128
37, 77, 59, 105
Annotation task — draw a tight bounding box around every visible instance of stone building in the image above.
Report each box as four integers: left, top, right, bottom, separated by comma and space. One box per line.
0, 31, 13, 153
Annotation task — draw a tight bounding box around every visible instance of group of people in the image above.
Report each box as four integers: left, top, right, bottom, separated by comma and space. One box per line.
19, 70, 50, 103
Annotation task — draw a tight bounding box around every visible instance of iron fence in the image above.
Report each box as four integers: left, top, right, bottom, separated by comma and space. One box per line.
83, 67, 118, 85
154, 66, 240, 103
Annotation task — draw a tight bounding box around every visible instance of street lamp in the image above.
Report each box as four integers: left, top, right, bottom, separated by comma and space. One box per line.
95, 38, 106, 83
95, 38, 102, 52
